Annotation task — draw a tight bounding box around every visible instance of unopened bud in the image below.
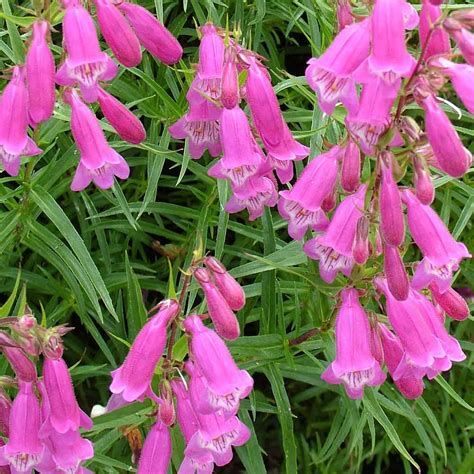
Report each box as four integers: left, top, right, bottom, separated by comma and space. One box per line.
341, 140, 361, 193
413, 154, 434, 205
383, 244, 409, 301
429, 283, 470, 321
352, 217, 370, 265
221, 47, 239, 109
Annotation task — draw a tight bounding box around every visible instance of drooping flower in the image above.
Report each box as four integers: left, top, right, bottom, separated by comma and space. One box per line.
64, 89, 130, 190
169, 100, 222, 160
305, 20, 370, 115
94, 0, 142, 68
443, 18, 474, 66
321, 289, 386, 399
110, 299, 180, 402
419, 0, 451, 60
0, 66, 42, 176
418, 93, 471, 178
368, 0, 415, 82
383, 243, 409, 301
56, 0, 118, 103
97, 87, 146, 144
183, 315, 253, 404
203, 257, 246, 311
341, 139, 361, 193
137, 420, 172, 474
245, 56, 309, 182
0, 381, 43, 472
224, 176, 278, 221
193, 268, 240, 340
402, 190, 471, 293
25, 21, 56, 127
379, 151, 405, 247
278, 147, 340, 240
304, 184, 367, 283
429, 283, 470, 321
379, 324, 424, 399
118, 2, 182, 65
42, 357, 93, 434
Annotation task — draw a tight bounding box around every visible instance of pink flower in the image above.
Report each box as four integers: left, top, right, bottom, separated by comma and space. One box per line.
383, 243, 409, 301
368, 0, 415, 82
444, 20, 474, 65
305, 20, 370, 114
336, 0, 354, 31
193, 268, 240, 340
25, 21, 56, 126
171, 379, 200, 443
118, 2, 182, 65
412, 154, 434, 205
110, 299, 180, 402
0, 389, 10, 437
379, 324, 424, 399
56, 0, 118, 103
321, 289, 386, 399
183, 315, 253, 405
278, 147, 340, 240
402, 190, 471, 293
0, 381, 43, 472
379, 152, 405, 247
169, 100, 222, 160
3, 347, 37, 382
304, 184, 367, 283
245, 57, 309, 181
203, 257, 245, 311
137, 420, 171, 474
42, 357, 92, 434
346, 73, 400, 154
341, 139, 361, 193
0, 66, 42, 176
97, 87, 146, 144
225, 176, 278, 221
221, 47, 239, 109
419, 94, 471, 177
429, 283, 470, 321
352, 216, 370, 265
94, 0, 142, 67
419, 0, 450, 60
432, 57, 474, 115
64, 89, 130, 190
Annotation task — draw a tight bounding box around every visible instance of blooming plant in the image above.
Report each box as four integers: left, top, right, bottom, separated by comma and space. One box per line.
0, 0, 472, 473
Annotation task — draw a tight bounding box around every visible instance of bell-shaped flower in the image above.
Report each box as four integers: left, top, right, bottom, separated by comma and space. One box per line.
0, 381, 43, 472
110, 299, 180, 402
420, 0, 450, 60
341, 139, 361, 193
225, 175, 278, 221
379, 324, 424, 399
183, 315, 253, 404
42, 357, 93, 434
379, 152, 405, 247
346, 72, 400, 154
419, 93, 471, 177
383, 243, 410, 301
368, 0, 415, 82
0, 66, 42, 176
429, 283, 470, 321
278, 147, 340, 240
194, 268, 240, 340
118, 2, 182, 65
137, 420, 171, 474
94, 0, 142, 68
169, 100, 222, 160
321, 289, 386, 399
305, 20, 370, 114
402, 190, 471, 292
304, 184, 367, 283
204, 257, 245, 311
97, 87, 146, 144
26, 21, 56, 126
56, 0, 118, 103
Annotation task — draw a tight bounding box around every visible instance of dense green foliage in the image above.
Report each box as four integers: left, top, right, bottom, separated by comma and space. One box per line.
0, 0, 473, 472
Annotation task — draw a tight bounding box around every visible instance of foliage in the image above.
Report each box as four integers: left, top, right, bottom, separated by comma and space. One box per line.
0, 0, 473, 473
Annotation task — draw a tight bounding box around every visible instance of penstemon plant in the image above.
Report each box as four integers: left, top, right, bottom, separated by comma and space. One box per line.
0, 0, 473, 473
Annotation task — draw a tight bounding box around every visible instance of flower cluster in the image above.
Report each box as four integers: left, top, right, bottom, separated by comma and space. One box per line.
302, 0, 472, 399
0, 312, 93, 473
170, 22, 309, 220
0, 0, 182, 189
106, 256, 252, 473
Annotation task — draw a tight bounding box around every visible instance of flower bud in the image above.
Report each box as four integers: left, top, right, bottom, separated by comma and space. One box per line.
413, 154, 434, 205
429, 283, 470, 321
341, 139, 361, 193
383, 244, 409, 301
221, 47, 239, 109
352, 216, 370, 265
321, 188, 337, 212
3, 347, 37, 382
0, 388, 11, 437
